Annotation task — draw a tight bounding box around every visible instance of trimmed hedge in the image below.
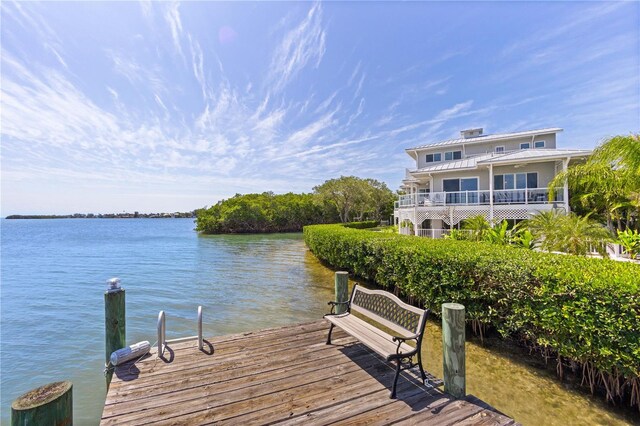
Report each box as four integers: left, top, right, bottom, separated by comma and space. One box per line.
304, 224, 640, 407
343, 220, 379, 229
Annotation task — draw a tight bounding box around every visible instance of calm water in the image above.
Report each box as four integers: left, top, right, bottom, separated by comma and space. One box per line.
0, 219, 636, 425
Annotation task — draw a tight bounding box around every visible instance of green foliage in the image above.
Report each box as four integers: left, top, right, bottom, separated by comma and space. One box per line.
617, 229, 640, 259
444, 229, 471, 241
303, 224, 640, 403
461, 215, 491, 241
343, 220, 379, 229
550, 134, 640, 232
483, 220, 513, 245
522, 211, 613, 256
512, 228, 536, 250
195, 192, 338, 234
313, 176, 395, 223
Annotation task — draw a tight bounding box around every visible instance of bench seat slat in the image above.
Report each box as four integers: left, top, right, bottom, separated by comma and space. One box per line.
325, 314, 414, 360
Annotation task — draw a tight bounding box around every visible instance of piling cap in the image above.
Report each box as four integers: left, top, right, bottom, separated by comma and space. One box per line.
12, 381, 72, 410
106, 277, 122, 293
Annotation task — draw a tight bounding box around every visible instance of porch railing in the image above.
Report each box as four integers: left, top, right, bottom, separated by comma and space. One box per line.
397, 188, 563, 208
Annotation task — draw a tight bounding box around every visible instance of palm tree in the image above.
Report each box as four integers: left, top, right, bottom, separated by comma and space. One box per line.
558, 214, 613, 256
522, 211, 612, 255
461, 215, 491, 241
549, 134, 640, 232
522, 210, 566, 252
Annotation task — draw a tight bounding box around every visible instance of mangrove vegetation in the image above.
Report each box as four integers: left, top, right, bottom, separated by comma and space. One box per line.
195, 176, 394, 234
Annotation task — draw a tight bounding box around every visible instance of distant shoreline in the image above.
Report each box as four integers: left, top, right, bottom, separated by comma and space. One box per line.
5, 212, 196, 219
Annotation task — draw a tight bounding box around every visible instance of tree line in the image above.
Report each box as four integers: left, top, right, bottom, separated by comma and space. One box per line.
195, 176, 395, 234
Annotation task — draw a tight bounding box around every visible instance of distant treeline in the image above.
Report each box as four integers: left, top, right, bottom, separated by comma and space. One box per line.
6, 212, 196, 219
195, 176, 395, 234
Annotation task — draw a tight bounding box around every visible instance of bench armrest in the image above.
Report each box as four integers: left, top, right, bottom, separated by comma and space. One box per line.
392, 333, 419, 343
327, 301, 349, 315
392, 334, 420, 356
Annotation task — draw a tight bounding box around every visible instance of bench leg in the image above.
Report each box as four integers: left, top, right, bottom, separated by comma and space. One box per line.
417, 348, 427, 381
326, 323, 335, 345
390, 359, 401, 399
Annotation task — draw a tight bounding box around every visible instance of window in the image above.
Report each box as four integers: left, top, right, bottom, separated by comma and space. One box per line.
504, 174, 515, 189
444, 150, 462, 161
442, 178, 478, 192
460, 178, 478, 191
442, 179, 459, 192
494, 173, 538, 189
495, 146, 505, 153
443, 177, 478, 203
426, 153, 442, 163
534, 140, 545, 148
520, 142, 530, 149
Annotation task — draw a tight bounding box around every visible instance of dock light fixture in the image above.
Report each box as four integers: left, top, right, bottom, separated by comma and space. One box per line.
106, 277, 122, 293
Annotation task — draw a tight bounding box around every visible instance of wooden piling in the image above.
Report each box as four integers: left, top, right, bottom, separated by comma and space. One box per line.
334, 271, 349, 314
442, 302, 465, 399
11, 381, 72, 426
105, 279, 125, 387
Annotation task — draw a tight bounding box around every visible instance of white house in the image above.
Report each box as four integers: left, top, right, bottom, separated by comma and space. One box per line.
394, 127, 591, 237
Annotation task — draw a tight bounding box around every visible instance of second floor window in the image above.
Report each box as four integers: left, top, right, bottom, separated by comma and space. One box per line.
495, 146, 505, 153
520, 142, 530, 149
426, 153, 442, 163
534, 140, 545, 148
444, 150, 462, 161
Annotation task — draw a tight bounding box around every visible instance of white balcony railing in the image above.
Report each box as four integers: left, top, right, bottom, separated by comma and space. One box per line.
416, 228, 473, 239
397, 188, 563, 208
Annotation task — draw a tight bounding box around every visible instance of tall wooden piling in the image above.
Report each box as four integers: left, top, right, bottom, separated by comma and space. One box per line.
11, 381, 72, 426
334, 271, 349, 314
105, 278, 125, 387
442, 303, 466, 399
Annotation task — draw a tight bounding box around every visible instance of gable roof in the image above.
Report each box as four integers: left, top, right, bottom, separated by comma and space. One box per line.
406, 128, 563, 151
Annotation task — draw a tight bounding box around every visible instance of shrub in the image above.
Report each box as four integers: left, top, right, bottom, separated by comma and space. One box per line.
343, 220, 379, 229
303, 224, 640, 408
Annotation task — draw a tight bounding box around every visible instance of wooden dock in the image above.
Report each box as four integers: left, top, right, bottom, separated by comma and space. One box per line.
102, 320, 517, 425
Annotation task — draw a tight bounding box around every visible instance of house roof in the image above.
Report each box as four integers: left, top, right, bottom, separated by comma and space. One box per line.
409, 149, 591, 175
476, 149, 591, 165
406, 127, 563, 151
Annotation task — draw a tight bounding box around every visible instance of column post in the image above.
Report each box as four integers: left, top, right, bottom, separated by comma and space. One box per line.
442, 303, 466, 399
105, 278, 125, 388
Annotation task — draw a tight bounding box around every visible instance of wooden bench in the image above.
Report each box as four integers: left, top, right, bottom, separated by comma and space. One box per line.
325, 285, 430, 398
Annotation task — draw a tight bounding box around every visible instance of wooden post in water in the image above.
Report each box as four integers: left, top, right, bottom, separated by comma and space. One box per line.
334, 271, 349, 314
442, 303, 465, 399
105, 278, 125, 387
11, 381, 72, 426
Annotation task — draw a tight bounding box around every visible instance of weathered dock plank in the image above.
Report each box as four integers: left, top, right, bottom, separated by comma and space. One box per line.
102, 320, 517, 425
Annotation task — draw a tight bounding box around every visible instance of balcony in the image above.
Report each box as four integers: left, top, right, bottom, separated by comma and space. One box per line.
395, 188, 564, 208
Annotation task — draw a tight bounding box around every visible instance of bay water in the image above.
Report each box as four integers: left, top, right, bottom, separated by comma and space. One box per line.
1, 219, 636, 425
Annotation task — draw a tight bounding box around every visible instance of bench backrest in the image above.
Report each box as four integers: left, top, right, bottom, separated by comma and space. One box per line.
349, 285, 427, 338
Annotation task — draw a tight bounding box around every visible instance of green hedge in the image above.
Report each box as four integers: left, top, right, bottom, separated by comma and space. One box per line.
304, 224, 640, 405
343, 220, 379, 229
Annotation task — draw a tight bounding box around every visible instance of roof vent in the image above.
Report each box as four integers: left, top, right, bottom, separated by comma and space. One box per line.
460, 128, 483, 139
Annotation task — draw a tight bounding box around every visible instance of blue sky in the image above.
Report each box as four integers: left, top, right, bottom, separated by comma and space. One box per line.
1, 1, 638, 215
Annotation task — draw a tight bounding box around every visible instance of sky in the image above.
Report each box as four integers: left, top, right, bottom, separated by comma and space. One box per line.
1, 1, 638, 215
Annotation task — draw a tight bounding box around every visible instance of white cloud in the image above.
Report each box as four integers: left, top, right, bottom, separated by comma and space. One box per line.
164, 1, 184, 58
268, 2, 326, 93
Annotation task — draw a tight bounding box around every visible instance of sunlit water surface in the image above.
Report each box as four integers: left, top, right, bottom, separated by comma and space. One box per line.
0, 219, 636, 425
